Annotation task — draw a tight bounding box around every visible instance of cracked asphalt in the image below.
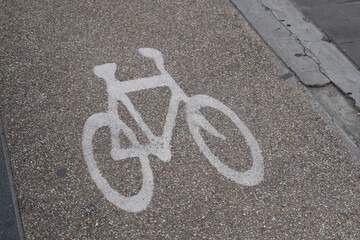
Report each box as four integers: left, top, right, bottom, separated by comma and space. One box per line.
1, 0, 359, 239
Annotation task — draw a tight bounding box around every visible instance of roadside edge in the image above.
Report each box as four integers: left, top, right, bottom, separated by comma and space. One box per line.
230, 0, 360, 157
0, 116, 25, 240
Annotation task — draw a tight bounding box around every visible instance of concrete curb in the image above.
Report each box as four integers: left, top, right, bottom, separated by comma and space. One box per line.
231, 0, 360, 156
231, 0, 360, 110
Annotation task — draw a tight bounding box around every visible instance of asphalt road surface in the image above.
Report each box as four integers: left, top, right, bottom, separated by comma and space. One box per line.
0, 0, 359, 239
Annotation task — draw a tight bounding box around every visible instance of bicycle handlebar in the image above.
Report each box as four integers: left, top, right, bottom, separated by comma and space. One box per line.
94, 48, 167, 83
138, 48, 165, 73
94, 63, 117, 81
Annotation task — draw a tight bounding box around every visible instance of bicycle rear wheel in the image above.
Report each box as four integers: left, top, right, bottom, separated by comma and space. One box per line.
186, 95, 264, 186
82, 112, 154, 212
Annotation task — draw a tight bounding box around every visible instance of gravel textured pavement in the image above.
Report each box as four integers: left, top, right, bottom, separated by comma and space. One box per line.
0, 0, 359, 239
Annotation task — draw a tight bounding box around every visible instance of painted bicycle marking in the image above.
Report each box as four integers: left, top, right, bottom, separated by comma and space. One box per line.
82, 48, 264, 212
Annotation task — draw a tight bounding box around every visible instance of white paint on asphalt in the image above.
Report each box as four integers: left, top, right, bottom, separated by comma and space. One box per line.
82, 48, 264, 212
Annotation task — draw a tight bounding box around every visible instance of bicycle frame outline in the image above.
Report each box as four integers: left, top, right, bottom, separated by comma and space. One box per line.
83, 48, 264, 212
94, 48, 224, 163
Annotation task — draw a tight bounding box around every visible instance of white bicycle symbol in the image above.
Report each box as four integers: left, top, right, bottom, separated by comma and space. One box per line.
82, 48, 264, 212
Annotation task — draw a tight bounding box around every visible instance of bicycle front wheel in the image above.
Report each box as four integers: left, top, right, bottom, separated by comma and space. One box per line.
186, 95, 264, 186
82, 112, 154, 212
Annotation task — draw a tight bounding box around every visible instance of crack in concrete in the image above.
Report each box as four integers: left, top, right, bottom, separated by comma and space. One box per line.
259, 0, 332, 87
260, 1, 360, 110
304, 48, 333, 83
231, 0, 360, 155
